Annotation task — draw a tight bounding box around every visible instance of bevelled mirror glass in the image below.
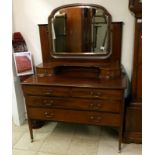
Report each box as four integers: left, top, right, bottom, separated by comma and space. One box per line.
48, 4, 112, 58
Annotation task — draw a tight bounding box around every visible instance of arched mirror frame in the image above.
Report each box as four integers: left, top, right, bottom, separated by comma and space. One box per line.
48, 3, 112, 59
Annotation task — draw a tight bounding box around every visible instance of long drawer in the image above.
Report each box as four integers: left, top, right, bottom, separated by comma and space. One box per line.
28, 108, 120, 126
26, 96, 121, 113
23, 85, 122, 99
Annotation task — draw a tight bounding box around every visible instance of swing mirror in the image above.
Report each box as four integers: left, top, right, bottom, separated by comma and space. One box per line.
48, 4, 112, 58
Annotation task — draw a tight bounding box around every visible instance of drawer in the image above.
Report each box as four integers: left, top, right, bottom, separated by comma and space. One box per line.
26, 96, 121, 113
28, 108, 120, 126
23, 85, 122, 100
71, 88, 122, 99
22, 85, 70, 97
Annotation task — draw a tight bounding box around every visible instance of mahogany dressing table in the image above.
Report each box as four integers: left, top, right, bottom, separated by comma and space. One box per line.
21, 4, 127, 152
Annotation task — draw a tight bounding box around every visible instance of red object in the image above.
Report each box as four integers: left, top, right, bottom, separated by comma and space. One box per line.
15, 56, 32, 73
13, 32, 25, 42
12, 32, 28, 52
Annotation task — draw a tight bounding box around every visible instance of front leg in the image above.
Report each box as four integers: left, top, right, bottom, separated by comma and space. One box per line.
28, 119, 34, 142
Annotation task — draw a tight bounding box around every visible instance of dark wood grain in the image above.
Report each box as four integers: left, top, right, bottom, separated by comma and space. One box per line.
28, 108, 121, 127
123, 0, 142, 144
38, 24, 51, 63
21, 3, 127, 152
26, 96, 121, 113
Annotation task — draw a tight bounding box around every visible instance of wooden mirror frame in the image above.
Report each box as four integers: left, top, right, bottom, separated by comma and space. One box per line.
37, 4, 123, 80
48, 3, 112, 59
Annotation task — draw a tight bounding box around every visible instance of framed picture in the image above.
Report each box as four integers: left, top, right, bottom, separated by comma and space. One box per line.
13, 51, 34, 76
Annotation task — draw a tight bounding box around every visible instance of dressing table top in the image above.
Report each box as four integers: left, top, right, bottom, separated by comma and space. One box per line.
22, 74, 127, 89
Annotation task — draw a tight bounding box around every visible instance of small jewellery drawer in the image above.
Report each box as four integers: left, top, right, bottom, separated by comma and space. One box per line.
71, 88, 122, 99
22, 85, 70, 97
28, 108, 120, 126
26, 96, 121, 113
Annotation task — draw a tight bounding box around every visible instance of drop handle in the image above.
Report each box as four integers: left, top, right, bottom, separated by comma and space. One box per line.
44, 112, 55, 118
90, 91, 102, 97
95, 92, 102, 97
90, 116, 102, 122
43, 100, 54, 106
90, 103, 94, 107
43, 91, 53, 95
90, 103, 101, 110
95, 116, 102, 122
90, 116, 95, 120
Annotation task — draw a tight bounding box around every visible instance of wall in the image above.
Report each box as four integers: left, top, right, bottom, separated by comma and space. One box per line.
12, 69, 26, 125
12, 14, 26, 126
12, 0, 135, 125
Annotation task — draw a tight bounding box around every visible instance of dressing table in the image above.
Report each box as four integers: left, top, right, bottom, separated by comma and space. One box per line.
21, 4, 127, 152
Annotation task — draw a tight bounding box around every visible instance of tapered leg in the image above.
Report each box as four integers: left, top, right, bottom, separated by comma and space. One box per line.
28, 119, 34, 142
118, 139, 122, 153
118, 93, 125, 153
118, 126, 123, 153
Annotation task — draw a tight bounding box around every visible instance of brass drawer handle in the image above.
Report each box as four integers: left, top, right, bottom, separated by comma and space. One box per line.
44, 92, 52, 95
90, 103, 101, 110
90, 103, 94, 107
43, 100, 54, 106
90, 91, 102, 98
90, 116, 102, 122
44, 112, 55, 118
90, 116, 95, 120
95, 92, 102, 97
43, 90, 53, 95
96, 103, 101, 109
